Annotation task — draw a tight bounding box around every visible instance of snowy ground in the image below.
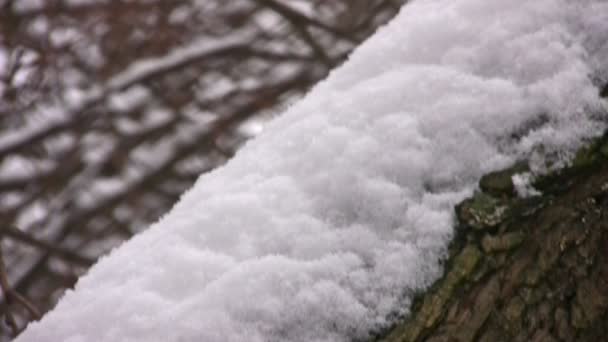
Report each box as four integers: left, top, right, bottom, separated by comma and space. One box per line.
16, 0, 608, 341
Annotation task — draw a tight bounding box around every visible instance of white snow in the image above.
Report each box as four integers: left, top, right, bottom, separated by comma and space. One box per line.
16, 0, 608, 341
513, 172, 542, 198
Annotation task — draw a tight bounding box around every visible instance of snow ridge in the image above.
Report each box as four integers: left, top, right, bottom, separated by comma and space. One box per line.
17, 0, 608, 341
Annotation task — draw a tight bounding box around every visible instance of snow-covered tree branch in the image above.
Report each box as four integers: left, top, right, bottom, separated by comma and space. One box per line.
3, 0, 608, 341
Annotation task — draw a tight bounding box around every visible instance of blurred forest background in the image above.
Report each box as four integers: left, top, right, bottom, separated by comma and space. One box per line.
0, 0, 405, 339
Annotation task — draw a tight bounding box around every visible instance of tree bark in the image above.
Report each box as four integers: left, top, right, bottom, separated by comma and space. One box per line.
380, 135, 608, 342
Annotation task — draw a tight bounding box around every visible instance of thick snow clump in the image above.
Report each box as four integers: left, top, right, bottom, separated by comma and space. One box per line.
17, 0, 608, 341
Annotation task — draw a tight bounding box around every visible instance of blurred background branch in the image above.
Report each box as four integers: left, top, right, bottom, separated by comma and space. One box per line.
0, 0, 404, 338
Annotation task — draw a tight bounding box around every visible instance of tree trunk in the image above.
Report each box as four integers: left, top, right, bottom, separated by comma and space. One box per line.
380, 135, 608, 342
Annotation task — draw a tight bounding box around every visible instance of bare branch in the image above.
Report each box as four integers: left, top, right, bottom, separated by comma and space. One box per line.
2, 227, 95, 267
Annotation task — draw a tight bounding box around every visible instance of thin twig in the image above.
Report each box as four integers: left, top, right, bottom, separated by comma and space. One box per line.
8, 290, 41, 320
2, 226, 95, 267
0, 234, 43, 335
253, 0, 358, 43
0, 243, 20, 336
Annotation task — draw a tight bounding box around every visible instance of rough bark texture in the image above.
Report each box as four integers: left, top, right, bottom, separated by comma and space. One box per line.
380, 133, 608, 342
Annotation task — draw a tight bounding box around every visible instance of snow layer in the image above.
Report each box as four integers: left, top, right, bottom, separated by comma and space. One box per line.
17, 0, 608, 341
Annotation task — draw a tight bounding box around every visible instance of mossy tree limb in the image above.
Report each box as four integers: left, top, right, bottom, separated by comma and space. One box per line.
380, 136, 608, 342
